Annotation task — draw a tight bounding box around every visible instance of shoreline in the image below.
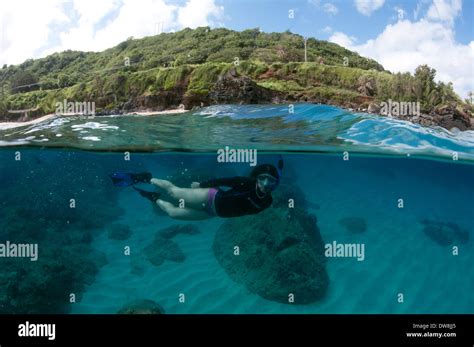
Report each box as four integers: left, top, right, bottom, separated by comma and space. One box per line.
127, 108, 188, 116
0, 102, 472, 132
0, 113, 59, 129
0, 108, 189, 130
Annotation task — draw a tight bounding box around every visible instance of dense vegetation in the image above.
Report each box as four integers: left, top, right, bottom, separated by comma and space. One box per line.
0, 27, 471, 121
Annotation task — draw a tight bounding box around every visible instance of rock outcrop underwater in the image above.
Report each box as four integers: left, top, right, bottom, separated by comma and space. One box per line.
213, 172, 329, 305
117, 299, 165, 314
158, 224, 200, 239
108, 223, 133, 240
131, 224, 201, 275
0, 152, 123, 313
339, 217, 367, 234
144, 235, 186, 266
420, 219, 469, 246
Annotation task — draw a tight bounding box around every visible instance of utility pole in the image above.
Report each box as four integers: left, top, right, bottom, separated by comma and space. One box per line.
155, 22, 164, 35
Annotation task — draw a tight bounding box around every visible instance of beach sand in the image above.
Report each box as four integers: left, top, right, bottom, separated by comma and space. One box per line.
128, 108, 188, 116
0, 113, 58, 130
0, 108, 189, 130
71, 158, 474, 314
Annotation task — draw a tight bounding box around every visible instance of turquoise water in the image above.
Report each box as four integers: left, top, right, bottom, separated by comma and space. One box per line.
0, 104, 473, 314
1, 104, 473, 160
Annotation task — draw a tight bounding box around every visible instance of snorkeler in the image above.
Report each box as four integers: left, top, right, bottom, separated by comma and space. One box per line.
109, 159, 283, 221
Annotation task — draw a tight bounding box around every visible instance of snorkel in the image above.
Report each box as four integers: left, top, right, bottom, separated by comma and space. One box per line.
252, 155, 284, 194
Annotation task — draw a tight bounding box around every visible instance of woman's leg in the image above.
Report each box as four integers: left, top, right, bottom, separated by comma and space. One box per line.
156, 199, 212, 220
151, 178, 209, 210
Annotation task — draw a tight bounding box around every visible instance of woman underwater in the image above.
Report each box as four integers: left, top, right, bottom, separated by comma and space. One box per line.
110, 159, 283, 221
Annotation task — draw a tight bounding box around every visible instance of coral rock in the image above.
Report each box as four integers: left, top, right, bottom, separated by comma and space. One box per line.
117, 299, 165, 314
420, 220, 469, 246
144, 235, 185, 266
158, 224, 200, 239
213, 207, 328, 305
108, 224, 132, 240
339, 217, 367, 234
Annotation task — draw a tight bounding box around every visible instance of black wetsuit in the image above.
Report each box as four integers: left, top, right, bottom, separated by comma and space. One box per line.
200, 176, 273, 218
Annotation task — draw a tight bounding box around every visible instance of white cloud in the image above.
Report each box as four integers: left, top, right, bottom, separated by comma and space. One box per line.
323, 3, 339, 15
329, 14, 474, 99
426, 0, 462, 25
73, 0, 121, 26
309, 0, 338, 15
80, 0, 179, 52
414, 0, 429, 20
0, 0, 224, 66
329, 32, 356, 47
178, 0, 224, 28
354, 0, 385, 16
308, 0, 322, 6
320, 26, 333, 34
0, 0, 68, 66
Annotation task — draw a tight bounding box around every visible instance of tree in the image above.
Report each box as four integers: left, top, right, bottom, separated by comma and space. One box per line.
0, 98, 9, 120
414, 64, 436, 103
118, 37, 134, 51
58, 73, 72, 88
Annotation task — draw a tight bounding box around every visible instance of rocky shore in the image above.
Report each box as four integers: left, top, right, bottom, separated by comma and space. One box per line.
2, 68, 472, 132
363, 102, 473, 132
94, 69, 474, 132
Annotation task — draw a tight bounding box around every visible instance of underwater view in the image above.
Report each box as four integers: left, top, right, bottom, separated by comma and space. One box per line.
1, 4, 474, 344
1, 104, 473, 314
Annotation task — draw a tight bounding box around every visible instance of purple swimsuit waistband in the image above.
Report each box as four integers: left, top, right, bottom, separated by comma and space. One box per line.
206, 188, 219, 216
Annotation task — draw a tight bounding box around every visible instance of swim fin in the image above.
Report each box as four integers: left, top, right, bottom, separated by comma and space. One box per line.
109, 172, 152, 187
133, 186, 161, 203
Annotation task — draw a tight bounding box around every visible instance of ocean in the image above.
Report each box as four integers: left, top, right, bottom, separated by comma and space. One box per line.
0, 104, 472, 314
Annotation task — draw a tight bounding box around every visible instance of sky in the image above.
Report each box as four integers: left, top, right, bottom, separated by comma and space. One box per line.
0, 0, 472, 98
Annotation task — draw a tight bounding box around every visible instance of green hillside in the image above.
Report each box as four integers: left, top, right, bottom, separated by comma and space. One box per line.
0, 27, 471, 130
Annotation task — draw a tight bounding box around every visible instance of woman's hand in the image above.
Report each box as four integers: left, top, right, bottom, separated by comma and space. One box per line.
191, 182, 200, 188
